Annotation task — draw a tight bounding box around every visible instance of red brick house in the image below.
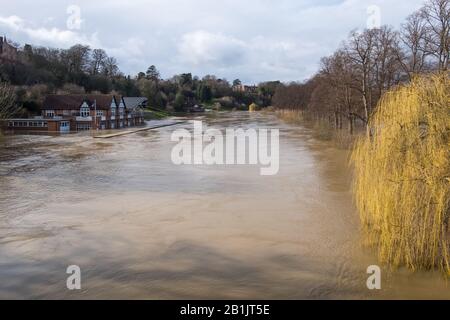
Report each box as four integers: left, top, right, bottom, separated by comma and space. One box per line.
4, 94, 146, 133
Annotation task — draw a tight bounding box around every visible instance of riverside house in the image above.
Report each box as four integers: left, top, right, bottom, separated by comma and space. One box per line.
4, 94, 146, 133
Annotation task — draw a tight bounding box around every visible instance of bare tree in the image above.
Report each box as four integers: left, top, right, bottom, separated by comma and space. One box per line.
421, 0, 450, 71
345, 29, 378, 134
272, 0, 448, 138
372, 26, 403, 98
61, 44, 91, 74
90, 49, 107, 75
398, 11, 432, 79
0, 83, 18, 120
102, 57, 119, 78
321, 51, 361, 134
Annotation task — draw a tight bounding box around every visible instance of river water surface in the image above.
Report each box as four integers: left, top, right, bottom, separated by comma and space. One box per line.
0, 112, 448, 299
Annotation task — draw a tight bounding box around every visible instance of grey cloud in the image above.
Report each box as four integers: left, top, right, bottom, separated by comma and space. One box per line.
0, 0, 425, 83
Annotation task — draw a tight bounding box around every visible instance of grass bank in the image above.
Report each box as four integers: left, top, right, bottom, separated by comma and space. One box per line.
143, 108, 172, 120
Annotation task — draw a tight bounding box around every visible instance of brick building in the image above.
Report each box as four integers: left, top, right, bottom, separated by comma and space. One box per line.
3, 94, 146, 133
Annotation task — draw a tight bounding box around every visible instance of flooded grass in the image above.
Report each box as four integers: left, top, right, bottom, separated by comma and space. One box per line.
275, 109, 360, 149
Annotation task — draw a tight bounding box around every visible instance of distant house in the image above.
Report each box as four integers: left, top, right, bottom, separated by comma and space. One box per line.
122, 97, 147, 126
4, 95, 146, 133
0, 36, 18, 63
232, 84, 258, 94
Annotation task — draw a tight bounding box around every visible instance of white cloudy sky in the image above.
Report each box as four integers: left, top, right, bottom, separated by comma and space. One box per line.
0, 0, 425, 83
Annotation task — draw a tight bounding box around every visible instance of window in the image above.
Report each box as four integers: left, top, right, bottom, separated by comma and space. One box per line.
76, 123, 91, 131
80, 107, 90, 117
111, 108, 116, 116
45, 110, 55, 118
96, 110, 104, 117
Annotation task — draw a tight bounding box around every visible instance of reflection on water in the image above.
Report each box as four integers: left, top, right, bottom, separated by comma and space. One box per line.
0, 112, 448, 299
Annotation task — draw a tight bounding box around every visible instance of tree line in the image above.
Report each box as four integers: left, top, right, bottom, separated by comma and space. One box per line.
272, 0, 449, 135
0, 41, 279, 116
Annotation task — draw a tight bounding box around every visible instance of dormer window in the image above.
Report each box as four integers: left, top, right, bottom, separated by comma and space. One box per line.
111, 99, 117, 116
45, 110, 55, 118
80, 103, 90, 117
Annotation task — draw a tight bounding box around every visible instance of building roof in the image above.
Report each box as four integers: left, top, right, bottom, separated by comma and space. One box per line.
43, 95, 117, 110
123, 97, 148, 109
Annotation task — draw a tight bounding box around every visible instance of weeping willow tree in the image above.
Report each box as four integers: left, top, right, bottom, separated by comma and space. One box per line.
0, 82, 17, 120
352, 74, 450, 274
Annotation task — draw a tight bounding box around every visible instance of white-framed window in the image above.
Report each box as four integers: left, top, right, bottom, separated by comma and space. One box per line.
118, 102, 125, 116
76, 123, 91, 131
96, 110, 104, 117
80, 106, 90, 117
45, 110, 55, 118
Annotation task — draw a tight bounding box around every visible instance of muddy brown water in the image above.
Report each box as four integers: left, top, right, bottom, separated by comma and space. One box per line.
0, 112, 448, 299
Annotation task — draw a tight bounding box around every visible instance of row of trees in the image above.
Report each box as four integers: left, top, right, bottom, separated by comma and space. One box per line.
0, 40, 276, 114
273, 0, 449, 135
0, 44, 120, 90
135, 68, 282, 112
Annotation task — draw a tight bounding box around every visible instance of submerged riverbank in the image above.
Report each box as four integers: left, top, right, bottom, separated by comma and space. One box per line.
0, 112, 448, 299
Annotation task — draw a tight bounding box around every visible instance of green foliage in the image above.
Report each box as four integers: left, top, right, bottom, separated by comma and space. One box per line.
0, 41, 271, 114
86, 75, 112, 94
233, 79, 242, 86
173, 92, 186, 112
146, 65, 160, 81
197, 84, 212, 102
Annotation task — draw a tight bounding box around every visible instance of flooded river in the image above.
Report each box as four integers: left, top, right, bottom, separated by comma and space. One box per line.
0, 112, 448, 299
